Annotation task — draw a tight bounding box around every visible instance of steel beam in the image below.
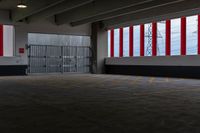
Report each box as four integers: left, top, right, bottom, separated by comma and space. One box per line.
110, 29, 114, 57
166, 20, 171, 56
129, 26, 134, 57
140, 24, 145, 56
152, 22, 157, 56
181, 17, 186, 55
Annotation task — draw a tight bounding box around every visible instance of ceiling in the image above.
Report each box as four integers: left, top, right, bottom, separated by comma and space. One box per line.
0, 0, 18, 10
0, 0, 199, 29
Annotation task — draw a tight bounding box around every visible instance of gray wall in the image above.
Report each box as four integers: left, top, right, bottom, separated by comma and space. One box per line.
0, 10, 91, 65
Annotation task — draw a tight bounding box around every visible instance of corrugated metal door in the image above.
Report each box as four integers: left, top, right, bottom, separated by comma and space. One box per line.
28, 45, 92, 74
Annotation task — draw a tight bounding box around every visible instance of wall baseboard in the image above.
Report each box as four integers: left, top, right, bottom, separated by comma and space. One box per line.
105, 65, 200, 79
0, 65, 27, 76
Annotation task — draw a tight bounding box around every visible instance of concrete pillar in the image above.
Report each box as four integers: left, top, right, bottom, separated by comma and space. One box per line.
91, 22, 108, 74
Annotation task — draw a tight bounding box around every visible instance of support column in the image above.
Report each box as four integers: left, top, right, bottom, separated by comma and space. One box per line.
110, 29, 114, 57
91, 22, 108, 74
0, 25, 3, 56
166, 20, 171, 56
152, 22, 157, 56
140, 24, 144, 56
198, 15, 200, 55
129, 26, 133, 57
119, 28, 123, 57
181, 17, 186, 55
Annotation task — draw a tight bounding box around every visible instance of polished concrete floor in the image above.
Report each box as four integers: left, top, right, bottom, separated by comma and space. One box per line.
0, 74, 200, 133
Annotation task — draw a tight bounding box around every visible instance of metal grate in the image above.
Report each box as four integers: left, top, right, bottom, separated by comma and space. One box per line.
28, 45, 92, 74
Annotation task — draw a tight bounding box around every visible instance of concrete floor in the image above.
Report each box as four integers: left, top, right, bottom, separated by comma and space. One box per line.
0, 74, 200, 133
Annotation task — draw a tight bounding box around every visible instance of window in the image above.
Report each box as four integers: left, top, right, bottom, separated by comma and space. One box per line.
157, 21, 166, 56
108, 14, 199, 57
0, 25, 15, 57
134, 25, 140, 57
171, 18, 181, 56
123, 27, 129, 57
114, 29, 119, 57
187, 15, 197, 55
145, 23, 152, 56
108, 30, 111, 57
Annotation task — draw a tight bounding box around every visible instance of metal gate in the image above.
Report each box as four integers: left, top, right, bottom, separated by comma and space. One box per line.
28, 45, 92, 74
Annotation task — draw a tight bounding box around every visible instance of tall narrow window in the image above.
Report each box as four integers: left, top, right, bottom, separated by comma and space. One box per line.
171, 18, 181, 56
114, 29, 119, 57
108, 30, 111, 57
123, 27, 129, 57
157, 21, 166, 56
108, 29, 115, 57
186, 15, 197, 55
0, 25, 15, 57
134, 25, 140, 56
145, 23, 152, 56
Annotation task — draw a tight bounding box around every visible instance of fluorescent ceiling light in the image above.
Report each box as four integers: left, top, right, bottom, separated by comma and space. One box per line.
17, 1, 27, 8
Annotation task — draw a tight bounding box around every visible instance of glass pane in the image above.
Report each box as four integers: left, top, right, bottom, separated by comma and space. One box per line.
171, 18, 181, 56
134, 25, 140, 56
114, 29, 119, 57
145, 23, 152, 56
108, 30, 110, 57
123, 27, 129, 57
157, 21, 166, 56
3, 25, 14, 57
187, 15, 197, 55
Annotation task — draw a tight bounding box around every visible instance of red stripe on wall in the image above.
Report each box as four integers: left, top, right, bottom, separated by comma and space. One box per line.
0, 25, 3, 56
181, 17, 186, 55
198, 15, 200, 55
152, 22, 157, 56
129, 26, 134, 57
140, 24, 145, 56
119, 28, 123, 57
166, 20, 171, 56
110, 29, 114, 57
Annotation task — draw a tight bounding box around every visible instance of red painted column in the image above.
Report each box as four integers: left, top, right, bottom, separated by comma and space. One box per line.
166, 20, 171, 56
0, 25, 3, 56
119, 28, 123, 57
152, 22, 157, 56
110, 29, 114, 57
198, 15, 200, 55
129, 26, 134, 57
181, 17, 186, 55
140, 24, 145, 56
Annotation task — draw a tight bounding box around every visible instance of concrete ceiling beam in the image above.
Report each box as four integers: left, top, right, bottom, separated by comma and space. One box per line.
55, 0, 154, 25
103, 0, 200, 29
27, 0, 93, 23
12, 0, 65, 22
70, 0, 184, 26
